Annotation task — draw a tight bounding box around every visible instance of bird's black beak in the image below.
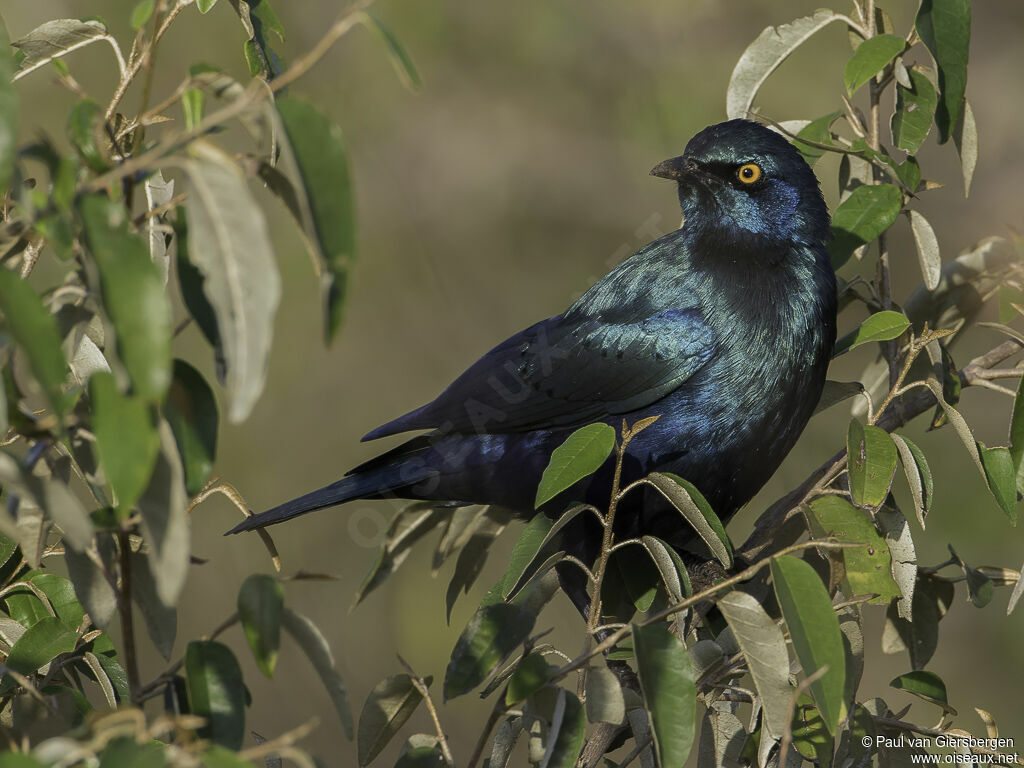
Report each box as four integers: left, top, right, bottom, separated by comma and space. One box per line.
650, 155, 692, 181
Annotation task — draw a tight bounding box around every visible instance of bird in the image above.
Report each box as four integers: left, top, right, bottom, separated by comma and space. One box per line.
228, 119, 837, 575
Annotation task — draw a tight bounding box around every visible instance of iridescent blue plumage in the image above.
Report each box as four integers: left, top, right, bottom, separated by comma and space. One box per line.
228, 119, 836, 541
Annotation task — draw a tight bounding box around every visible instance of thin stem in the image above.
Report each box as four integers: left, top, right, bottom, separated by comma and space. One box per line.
398, 656, 454, 767
117, 528, 141, 703
465, 694, 507, 768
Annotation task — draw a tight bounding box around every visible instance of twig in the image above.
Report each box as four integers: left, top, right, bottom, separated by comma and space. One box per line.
238, 718, 320, 762
465, 694, 507, 768
398, 655, 455, 766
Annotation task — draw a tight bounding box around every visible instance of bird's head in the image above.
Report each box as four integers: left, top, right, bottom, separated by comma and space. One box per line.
651, 119, 830, 253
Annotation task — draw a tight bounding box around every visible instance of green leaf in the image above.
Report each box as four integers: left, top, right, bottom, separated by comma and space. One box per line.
793, 111, 840, 166
0, 268, 69, 420
444, 602, 535, 700
807, 496, 900, 604
717, 590, 791, 740
200, 747, 253, 768
813, 380, 865, 416
891, 67, 938, 154
444, 506, 513, 620
642, 472, 732, 568
11, 19, 109, 79
4, 615, 77, 674
503, 504, 593, 599
165, 360, 219, 495
182, 88, 205, 132
90, 371, 159, 514
275, 99, 357, 343
360, 13, 422, 91
238, 574, 283, 678
99, 737, 165, 767
846, 421, 898, 507
0, 756, 45, 768
834, 310, 910, 355
844, 34, 905, 94
534, 423, 615, 508
357, 674, 426, 766
522, 687, 585, 768
185, 641, 247, 750
281, 607, 354, 738
79, 195, 172, 401
790, 696, 831, 763
640, 535, 692, 604
726, 10, 843, 120
770, 555, 846, 734
185, 146, 280, 423
500, 514, 553, 598
1012, 374, 1024, 496
131, 0, 156, 30
505, 653, 550, 705
197, 0, 219, 12
67, 98, 108, 172
915, 0, 970, 143
23, 572, 85, 631
828, 184, 903, 268
0, 13, 17, 195
130, 551, 177, 660
889, 669, 954, 712
953, 99, 977, 196
978, 444, 1016, 524
632, 621, 696, 768
891, 433, 932, 529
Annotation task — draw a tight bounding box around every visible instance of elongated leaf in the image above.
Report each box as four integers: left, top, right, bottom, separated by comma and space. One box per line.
11, 19, 110, 79
79, 195, 172, 400
891, 68, 938, 154
632, 621, 696, 768
0, 269, 68, 419
131, 0, 156, 30
893, 434, 932, 530
717, 590, 791, 739
185, 144, 281, 423
358, 674, 426, 766
504, 504, 594, 599
198, 0, 218, 12
165, 360, 219, 495
238, 574, 283, 678
500, 515, 553, 598
890, 669, 953, 712
846, 420, 898, 508
793, 111, 840, 166
444, 602, 534, 700
1012, 374, 1024, 496
281, 607, 353, 738
953, 100, 977, 196
445, 506, 513, 620
697, 709, 746, 768
844, 34, 905, 94
643, 472, 732, 567
808, 496, 900, 604
137, 419, 190, 605
535, 423, 615, 508
1006, 560, 1024, 616
828, 184, 903, 268
130, 551, 177, 660
771, 555, 846, 734
915, 0, 970, 143
585, 665, 625, 725
0, 14, 15, 194
185, 641, 247, 750
813, 380, 865, 416
525, 687, 586, 768
360, 13, 422, 91
90, 372, 159, 514
506, 653, 550, 705
275, 99, 356, 342
65, 541, 117, 629
726, 10, 841, 119
978, 444, 1017, 524
3, 616, 76, 675
908, 210, 941, 290
834, 310, 910, 355
876, 503, 917, 619
640, 536, 691, 604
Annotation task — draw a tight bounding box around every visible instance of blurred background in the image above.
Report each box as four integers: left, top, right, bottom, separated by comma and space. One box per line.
6, 0, 1024, 760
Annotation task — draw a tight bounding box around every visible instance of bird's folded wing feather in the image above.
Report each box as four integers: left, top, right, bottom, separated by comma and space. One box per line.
363, 306, 715, 438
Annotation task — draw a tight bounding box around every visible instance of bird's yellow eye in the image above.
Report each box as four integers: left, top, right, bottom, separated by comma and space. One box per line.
737, 163, 762, 184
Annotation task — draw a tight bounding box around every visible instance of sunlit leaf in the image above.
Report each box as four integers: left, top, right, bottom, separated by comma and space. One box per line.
276, 98, 356, 343
829, 184, 903, 268
717, 590, 791, 739
908, 210, 941, 290
846, 421, 898, 508
978, 444, 1017, 524
444, 602, 534, 700
643, 472, 732, 568
185, 641, 247, 750
771, 555, 846, 734
12, 19, 110, 79
891, 67, 938, 154
726, 10, 842, 120
584, 665, 624, 725
131, 0, 156, 30
834, 310, 910, 355
915, 0, 970, 142
79, 195, 172, 401
843, 34, 905, 94
953, 99, 978, 196
633, 621, 696, 767
185, 143, 280, 423
238, 573, 283, 678
143, 171, 175, 283
535, 423, 615, 508
4, 616, 77, 677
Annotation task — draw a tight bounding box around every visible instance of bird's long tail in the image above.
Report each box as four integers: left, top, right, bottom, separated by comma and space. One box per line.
225, 467, 416, 535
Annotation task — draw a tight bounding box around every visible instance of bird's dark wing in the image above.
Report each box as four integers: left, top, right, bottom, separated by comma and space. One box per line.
363, 306, 715, 439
